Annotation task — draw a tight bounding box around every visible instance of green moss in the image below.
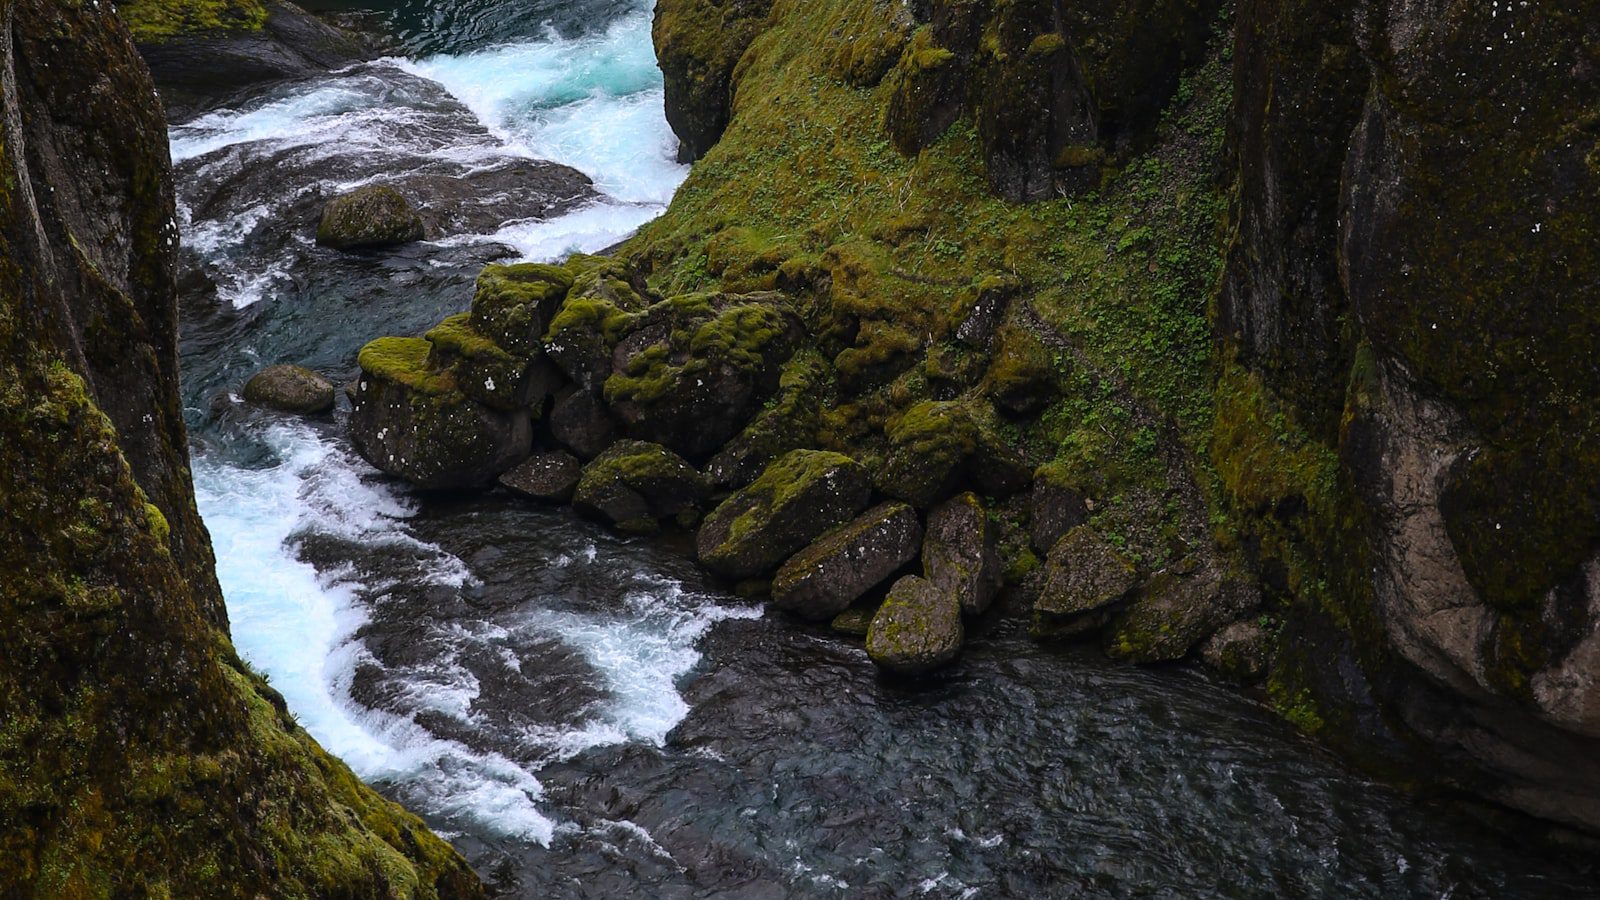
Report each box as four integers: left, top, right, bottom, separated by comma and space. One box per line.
118, 0, 268, 43
357, 337, 456, 396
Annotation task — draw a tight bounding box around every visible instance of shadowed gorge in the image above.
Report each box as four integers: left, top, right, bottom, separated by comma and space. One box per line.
3, 0, 1599, 895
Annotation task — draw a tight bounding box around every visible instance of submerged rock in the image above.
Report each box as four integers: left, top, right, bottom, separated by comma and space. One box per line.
572, 440, 707, 533
498, 450, 582, 504
867, 575, 964, 675
923, 492, 1002, 616
1033, 526, 1137, 638
771, 501, 922, 621
697, 450, 872, 580
242, 363, 335, 414
316, 184, 425, 251
349, 337, 531, 489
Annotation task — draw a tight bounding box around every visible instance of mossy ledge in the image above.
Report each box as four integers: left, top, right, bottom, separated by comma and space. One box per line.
0, 3, 480, 894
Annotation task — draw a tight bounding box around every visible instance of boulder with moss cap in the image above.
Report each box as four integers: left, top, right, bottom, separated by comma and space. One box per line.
696, 449, 872, 580
243, 363, 335, 414
316, 184, 425, 250
866, 575, 964, 674
349, 337, 532, 489
1032, 525, 1138, 638
572, 440, 708, 533
605, 292, 801, 459
771, 501, 922, 621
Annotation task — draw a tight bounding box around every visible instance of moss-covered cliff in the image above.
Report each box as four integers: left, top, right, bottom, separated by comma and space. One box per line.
340, 0, 1600, 836
634, 0, 1600, 833
0, 1, 480, 894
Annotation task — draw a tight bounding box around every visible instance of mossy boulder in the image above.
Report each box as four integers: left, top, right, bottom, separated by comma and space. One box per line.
696, 450, 872, 580
423, 314, 534, 412
242, 364, 335, 414
705, 349, 829, 490
1033, 526, 1137, 638
877, 399, 1027, 507
1029, 466, 1089, 554
875, 400, 980, 508
498, 450, 582, 503
573, 440, 708, 533
771, 501, 922, 621
1202, 619, 1275, 684
923, 492, 1003, 616
1105, 570, 1261, 664
349, 337, 532, 489
866, 575, 964, 675
542, 260, 650, 390
315, 185, 424, 251
605, 292, 801, 458
471, 263, 573, 358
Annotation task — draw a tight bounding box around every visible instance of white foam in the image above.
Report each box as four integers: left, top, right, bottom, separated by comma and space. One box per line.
402, 12, 686, 205
516, 573, 761, 751
195, 423, 553, 843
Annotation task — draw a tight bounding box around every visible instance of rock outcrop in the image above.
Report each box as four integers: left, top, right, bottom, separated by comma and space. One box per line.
0, 1, 479, 892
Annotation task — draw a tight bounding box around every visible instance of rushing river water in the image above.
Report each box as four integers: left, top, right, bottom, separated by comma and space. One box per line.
172, 1, 1597, 896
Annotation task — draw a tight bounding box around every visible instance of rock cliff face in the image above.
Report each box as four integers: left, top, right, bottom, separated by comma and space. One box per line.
631, 0, 1600, 833
0, 1, 480, 894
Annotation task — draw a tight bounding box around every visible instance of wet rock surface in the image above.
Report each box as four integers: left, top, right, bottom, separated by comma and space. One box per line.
317, 184, 426, 250
770, 501, 922, 622
243, 363, 337, 413
498, 450, 583, 503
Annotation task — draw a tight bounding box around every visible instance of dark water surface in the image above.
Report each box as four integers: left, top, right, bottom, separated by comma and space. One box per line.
174, 0, 1599, 896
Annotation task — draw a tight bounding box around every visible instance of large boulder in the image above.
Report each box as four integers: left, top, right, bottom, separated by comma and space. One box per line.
876, 399, 1028, 508
866, 575, 964, 675
242, 364, 335, 414
498, 450, 582, 503
1032, 526, 1137, 638
1029, 467, 1089, 555
349, 337, 531, 489
696, 450, 872, 580
604, 293, 800, 459
922, 492, 1003, 616
572, 440, 708, 533
316, 185, 425, 251
1105, 570, 1261, 664
548, 387, 617, 460
770, 502, 922, 621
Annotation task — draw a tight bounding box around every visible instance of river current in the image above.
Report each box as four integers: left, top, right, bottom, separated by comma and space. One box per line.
172, 1, 1597, 896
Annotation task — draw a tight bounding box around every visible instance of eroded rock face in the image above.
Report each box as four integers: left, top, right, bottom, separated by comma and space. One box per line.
0, 1, 479, 890
771, 501, 922, 621
652, 0, 775, 161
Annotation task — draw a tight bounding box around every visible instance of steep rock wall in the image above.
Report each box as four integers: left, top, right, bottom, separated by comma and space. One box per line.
0, 1, 481, 893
